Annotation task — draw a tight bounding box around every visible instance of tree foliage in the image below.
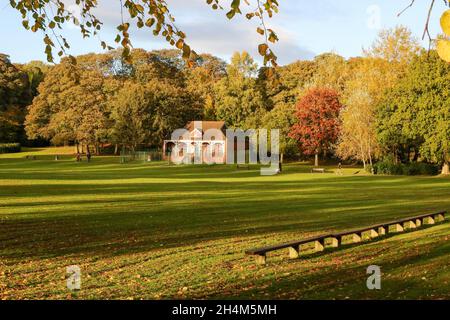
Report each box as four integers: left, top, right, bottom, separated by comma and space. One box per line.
376, 50, 450, 173
0, 54, 33, 142
25, 50, 202, 152
214, 52, 265, 128
289, 88, 342, 163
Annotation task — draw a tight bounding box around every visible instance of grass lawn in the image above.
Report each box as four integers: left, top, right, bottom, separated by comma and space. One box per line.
0, 148, 449, 300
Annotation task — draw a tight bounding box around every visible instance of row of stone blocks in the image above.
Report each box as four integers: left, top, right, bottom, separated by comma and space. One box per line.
251, 212, 446, 265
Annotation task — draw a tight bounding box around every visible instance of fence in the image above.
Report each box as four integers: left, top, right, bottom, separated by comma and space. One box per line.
120, 150, 163, 163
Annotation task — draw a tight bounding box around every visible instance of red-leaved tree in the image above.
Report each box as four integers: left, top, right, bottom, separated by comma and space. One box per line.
289, 88, 342, 166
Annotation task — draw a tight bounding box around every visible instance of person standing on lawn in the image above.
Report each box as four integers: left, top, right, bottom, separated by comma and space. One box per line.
86, 148, 91, 162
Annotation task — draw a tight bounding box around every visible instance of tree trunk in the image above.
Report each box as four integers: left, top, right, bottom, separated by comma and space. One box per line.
279, 153, 283, 172
314, 153, 319, 167
75, 143, 80, 154
442, 162, 449, 175
114, 144, 119, 155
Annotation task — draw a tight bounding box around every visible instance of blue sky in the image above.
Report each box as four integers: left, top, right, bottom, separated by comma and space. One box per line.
1, 0, 448, 65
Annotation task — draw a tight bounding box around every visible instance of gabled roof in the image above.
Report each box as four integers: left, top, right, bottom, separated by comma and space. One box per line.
185, 121, 226, 133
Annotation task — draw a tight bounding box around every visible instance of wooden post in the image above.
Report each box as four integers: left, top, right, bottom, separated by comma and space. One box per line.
423, 216, 435, 225
392, 223, 404, 232
255, 254, 266, 265
403, 220, 416, 230
288, 246, 300, 259
314, 239, 324, 252
378, 226, 386, 236
351, 233, 362, 243
329, 237, 340, 248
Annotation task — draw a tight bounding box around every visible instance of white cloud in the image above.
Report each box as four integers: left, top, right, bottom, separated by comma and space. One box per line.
88, 0, 315, 65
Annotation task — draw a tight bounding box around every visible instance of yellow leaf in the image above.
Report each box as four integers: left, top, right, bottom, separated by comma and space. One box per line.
440, 10, 450, 36
437, 38, 450, 62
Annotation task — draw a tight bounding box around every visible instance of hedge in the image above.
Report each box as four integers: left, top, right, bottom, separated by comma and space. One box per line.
368, 160, 439, 176
0, 143, 21, 154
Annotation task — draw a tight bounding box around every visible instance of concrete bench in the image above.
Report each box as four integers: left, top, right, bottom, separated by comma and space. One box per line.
245, 211, 446, 265
245, 234, 333, 265
311, 168, 325, 173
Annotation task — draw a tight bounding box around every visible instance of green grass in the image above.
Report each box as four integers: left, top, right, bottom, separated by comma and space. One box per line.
0, 148, 449, 300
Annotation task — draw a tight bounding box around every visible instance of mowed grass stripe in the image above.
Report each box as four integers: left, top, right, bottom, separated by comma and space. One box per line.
0, 150, 449, 299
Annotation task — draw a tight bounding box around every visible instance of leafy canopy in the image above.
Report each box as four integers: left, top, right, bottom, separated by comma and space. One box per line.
289, 88, 342, 156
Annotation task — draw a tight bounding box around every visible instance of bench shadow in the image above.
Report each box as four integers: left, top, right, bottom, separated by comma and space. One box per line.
266, 221, 448, 263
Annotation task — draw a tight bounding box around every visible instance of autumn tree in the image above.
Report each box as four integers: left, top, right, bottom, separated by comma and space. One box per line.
289, 88, 342, 167
20, 61, 49, 98
258, 60, 316, 110
337, 56, 400, 168
307, 53, 349, 95
337, 88, 377, 169
185, 54, 227, 120
363, 26, 420, 74
25, 56, 109, 153
0, 54, 31, 143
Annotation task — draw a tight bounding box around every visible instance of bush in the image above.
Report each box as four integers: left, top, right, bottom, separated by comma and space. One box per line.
416, 163, 439, 175
0, 143, 21, 154
372, 159, 403, 175
372, 159, 439, 176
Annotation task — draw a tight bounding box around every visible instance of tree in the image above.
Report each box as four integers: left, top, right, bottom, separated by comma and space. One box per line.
289, 88, 342, 167
363, 26, 420, 72
335, 27, 421, 168
337, 88, 378, 169
146, 80, 202, 146
307, 53, 349, 95
258, 60, 316, 110
0, 54, 30, 143
214, 52, 265, 128
261, 103, 297, 168
25, 56, 109, 152
110, 82, 151, 152
185, 54, 227, 120
337, 57, 398, 168
376, 50, 450, 174
9, 0, 280, 66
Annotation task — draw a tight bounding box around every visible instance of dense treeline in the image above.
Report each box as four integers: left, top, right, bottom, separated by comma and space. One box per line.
0, 26, 449, 174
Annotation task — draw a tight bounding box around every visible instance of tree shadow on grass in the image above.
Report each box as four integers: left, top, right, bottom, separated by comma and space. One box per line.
1, 165, 449, 262
211, 225, 450, 299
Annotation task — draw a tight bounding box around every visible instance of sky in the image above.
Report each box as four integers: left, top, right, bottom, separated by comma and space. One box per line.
1, 0, 448, 65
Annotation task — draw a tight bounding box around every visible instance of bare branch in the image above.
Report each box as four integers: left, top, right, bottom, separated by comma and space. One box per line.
397, 0, 415, 17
